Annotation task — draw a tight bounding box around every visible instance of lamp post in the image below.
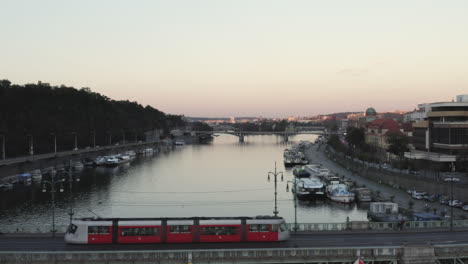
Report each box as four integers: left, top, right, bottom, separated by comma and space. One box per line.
0, 134, 5, 160
449, 162, 456, 231
286, 177, 305, 233
90, 131, 96, 148
62, 160, 80, 224
122, 130, 125, 144
50, 133, 57, 155
42, 170, 64, 237
71, 132, 78, 150
267, 162, 283, 217
107, 131, 112, 146
27, 134, 34, 156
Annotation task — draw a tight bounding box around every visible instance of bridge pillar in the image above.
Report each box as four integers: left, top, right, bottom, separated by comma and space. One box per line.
283, 134, 288, 142
239, 134, 244, 143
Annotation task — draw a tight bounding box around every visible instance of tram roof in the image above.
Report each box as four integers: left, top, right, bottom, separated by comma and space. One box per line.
75, 216, 283, 221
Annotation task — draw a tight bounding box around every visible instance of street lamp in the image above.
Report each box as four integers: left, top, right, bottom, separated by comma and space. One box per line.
90, 131, 96, 148
50, 133, 57, 155
286, 177, 305, 233
71, 132, 78, 150
0, 134, 5, 160
27, 134, 34, 156
121, 130, 126, 144
42, 170, 64, 237
61, 160, 81, 224
107, 131, 112, 146
267, 162, 283, 217
449, 162, 456, 231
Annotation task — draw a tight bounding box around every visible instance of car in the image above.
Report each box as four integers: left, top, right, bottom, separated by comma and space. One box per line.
73, 148, 79, 151
424, 194, 437, 202
410, 170, 420, 175
412, 194, 424, 200
444, 177, 460, 182
463, 205, 468, 211
440, 199, 449, 205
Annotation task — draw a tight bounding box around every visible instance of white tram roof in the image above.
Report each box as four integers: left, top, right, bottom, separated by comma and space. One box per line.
246, 218, 284, 224
73, 219, 112, 226
199, 219, 241, 225
167, 220, 193, 225
119, 220, 162, 226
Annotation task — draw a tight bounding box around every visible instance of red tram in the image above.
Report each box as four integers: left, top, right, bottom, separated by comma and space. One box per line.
64, 216, 290, 244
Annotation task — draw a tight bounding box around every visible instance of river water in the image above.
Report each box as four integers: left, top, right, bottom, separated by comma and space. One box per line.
0, 135, 368, 228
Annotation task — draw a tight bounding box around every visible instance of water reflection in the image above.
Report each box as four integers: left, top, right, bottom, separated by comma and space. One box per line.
0, 134, 368, 226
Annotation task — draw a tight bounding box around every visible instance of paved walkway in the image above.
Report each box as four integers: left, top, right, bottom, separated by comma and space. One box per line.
305, 144, 468, 219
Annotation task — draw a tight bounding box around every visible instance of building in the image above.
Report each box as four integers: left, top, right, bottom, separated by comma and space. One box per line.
404, 95, 468, 164
365, 119, 404, 150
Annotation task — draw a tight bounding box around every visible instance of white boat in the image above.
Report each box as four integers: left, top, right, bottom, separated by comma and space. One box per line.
95, 156, 107, 166
124, 150, 136, 158
326, 183, 355, 203
295, 176, 325, 199
175, 140, 185, 145
30, 169, 42, 180
73, 161, 84, 170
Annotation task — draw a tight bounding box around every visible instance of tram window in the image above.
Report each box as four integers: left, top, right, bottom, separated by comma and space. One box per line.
121, 227, 158, 236
249, 224, 269, 232
271, 224, 279, 232
280, 223, 288, 232
67, 224, 78, 234
170, 225, 191, 233
88, 226, 110, 235
202, 226, 238, 235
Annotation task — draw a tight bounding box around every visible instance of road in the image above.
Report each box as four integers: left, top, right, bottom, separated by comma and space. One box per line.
0, 230, 466, 252
307, 144, 468, 217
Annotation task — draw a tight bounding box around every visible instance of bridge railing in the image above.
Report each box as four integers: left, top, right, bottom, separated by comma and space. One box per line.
3, 220, 468, 234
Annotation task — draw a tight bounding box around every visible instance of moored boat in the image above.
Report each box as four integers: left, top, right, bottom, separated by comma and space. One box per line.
326, 183, 355, 203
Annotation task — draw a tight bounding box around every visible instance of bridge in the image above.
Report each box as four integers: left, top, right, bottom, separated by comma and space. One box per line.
195, 128, 325, 142
2, 220, 468, 263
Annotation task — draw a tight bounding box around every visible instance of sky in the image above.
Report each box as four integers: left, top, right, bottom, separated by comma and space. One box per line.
1, 0, 468, 117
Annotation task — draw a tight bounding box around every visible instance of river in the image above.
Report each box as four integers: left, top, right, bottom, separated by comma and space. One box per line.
0, 134, 368, 229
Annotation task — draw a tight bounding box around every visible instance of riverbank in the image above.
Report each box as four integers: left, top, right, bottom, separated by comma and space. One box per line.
304, 143, 468, 220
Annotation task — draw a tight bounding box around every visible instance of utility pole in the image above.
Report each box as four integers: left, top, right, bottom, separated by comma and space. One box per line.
0, 135, 5, 160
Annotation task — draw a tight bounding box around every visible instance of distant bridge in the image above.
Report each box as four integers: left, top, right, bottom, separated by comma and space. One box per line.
195, 128, 325, 142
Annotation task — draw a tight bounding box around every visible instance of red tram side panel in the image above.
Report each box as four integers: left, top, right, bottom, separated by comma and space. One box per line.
87, 221, 113, 244
117, 220, 162, 244
199, 220, 242, 243
246, 220, 278, 241
166, 220, 194, 243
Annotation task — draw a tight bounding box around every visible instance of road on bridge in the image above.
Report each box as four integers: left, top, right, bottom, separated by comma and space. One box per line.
0, 230, 466, 252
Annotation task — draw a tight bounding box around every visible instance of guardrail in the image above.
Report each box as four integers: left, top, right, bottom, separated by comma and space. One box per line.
0, 247, 401, 263
3, 220, 468, 234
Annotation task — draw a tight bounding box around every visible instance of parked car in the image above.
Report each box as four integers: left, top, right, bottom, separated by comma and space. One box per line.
444, 177, 460, 182
439, 198, 450, 205
448, 200, 463, 207
424, 194, 437, 202
463, 204, 468, 211
412, 194, 424, 200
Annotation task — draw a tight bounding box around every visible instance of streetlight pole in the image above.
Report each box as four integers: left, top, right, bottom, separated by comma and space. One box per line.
27, 134, 34, 156
0, 134, 5, 160
63, 160, 80, 224
450, 162, 455, 231
286, 177, 305, 233
42, 170, 64, 237
50, 133, 57, 155
72, 132, 78, 150
91, 131, 96, 148
122, 130, 125, 144
267, 162, 283, 217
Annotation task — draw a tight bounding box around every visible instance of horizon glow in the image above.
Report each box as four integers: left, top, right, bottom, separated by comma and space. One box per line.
1, 0, 468, 117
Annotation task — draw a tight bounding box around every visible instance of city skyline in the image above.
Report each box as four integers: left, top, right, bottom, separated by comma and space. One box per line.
1, 0, 468, 117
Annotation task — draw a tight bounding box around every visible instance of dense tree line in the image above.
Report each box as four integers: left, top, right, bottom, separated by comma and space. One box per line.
0, 80, 185, 157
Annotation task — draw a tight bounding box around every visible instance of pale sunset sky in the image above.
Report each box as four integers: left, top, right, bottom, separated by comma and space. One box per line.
1, 0, 467, 117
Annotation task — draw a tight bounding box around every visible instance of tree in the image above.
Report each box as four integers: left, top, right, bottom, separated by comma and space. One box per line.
346, 127, 365, 148
192, 122, 213, 131
387, 133, 409, 158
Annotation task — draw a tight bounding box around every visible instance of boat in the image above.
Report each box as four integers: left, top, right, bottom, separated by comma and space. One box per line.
295, 176, 326, 199
124, 150, 137, 158
73, 161, 84, 170
326, 183, 355, 203
175, 140, 185, 146
367, 202, 404, 222
355, 188, 372, 202
30, 169, 42, 180
95, 156, 107, 166
104, 155, 131, 167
